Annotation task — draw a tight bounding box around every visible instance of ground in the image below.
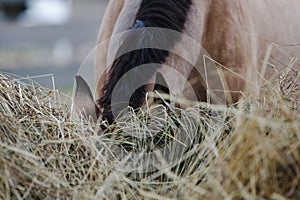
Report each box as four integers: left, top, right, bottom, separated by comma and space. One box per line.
0, 0, 108, 92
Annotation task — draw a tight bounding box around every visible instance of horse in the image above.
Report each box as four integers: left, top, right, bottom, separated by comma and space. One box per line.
75, 0, 300, 124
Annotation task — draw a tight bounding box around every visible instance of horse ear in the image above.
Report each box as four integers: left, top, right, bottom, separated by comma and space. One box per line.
74, 75, 98, 122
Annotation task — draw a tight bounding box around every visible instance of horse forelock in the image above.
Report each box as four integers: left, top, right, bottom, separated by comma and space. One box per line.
98, 0, 192, 124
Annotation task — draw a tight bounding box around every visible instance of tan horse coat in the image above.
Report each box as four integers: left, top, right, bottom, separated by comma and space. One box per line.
76, 0, 300, 121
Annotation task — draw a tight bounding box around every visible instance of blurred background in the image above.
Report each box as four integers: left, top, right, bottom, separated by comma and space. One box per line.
0, 0, 109, 93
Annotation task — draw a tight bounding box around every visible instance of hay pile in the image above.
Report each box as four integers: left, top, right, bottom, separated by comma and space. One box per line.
0, 70, 299, 200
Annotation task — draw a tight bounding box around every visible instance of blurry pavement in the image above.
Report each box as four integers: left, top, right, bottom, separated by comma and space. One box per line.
0, 0, 108, 93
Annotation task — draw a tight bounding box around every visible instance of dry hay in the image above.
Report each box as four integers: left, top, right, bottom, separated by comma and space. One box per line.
0, 67, 299, 200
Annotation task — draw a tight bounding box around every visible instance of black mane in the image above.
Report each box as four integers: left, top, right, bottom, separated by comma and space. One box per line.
98, 0, 192, 124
